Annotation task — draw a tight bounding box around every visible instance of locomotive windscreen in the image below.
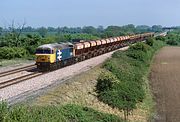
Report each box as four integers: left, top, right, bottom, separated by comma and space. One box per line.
36, 49, 52, 54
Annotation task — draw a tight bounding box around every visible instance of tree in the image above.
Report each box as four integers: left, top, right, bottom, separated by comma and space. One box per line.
136, 25, 151, 33
97, 80, 139, 121
57, 27, 62, 35
121, 24, 136, 34
105, 26, 123, 37
152, 25, 163, 32
47, 27, 55, 32
146, 37, 154, 46
37, 27, 47, 38
0, 27, 3, 35
4, 20, 26, 47
23, 26, 34, 32
62, 26, 69, 33
97, 25, 104, 33
82, 26, 97, 35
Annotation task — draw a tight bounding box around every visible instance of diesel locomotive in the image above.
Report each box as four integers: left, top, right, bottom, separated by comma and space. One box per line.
35, 33, 154, 71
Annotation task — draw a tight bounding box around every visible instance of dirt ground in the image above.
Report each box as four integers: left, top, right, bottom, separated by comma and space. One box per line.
150, 46, 180, 122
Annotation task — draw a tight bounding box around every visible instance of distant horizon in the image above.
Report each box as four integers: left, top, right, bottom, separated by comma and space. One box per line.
0, 23, 177, 29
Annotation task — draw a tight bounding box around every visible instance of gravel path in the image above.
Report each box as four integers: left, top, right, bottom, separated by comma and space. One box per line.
0, 47, 129, 104
150, 46, 180, 122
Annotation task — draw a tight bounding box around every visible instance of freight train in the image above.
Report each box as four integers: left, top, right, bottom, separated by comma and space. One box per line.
35, 33, 154, 71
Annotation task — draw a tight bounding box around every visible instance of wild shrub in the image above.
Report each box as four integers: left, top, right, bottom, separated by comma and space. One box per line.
104, 58, 133, 82
152, 40, 165, 50
0, 47, 28, 59
166, 40, 178, 45
0, 102, 123, 122
155, 36, 166, 41
128, 42, 151, 52
127, 43, 153, 63
127, 50, 148, 62
96, 71, 119, 93
146, 38, 154, 46
98, 81, 144, 120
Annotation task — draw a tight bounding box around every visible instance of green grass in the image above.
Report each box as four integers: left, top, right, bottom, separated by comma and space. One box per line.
0, 59, 33, 67
0, 102, 124, 122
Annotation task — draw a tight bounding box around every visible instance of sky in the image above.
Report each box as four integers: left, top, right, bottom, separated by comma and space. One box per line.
0, 0, 180, 27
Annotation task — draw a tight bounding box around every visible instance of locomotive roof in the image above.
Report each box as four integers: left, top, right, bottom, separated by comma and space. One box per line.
37, 43, 73, 50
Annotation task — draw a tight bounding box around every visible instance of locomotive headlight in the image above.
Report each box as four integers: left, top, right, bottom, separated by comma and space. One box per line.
47, 55, 50, 60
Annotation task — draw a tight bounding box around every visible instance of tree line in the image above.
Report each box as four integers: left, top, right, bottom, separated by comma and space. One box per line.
0, 24, 175, 60
0, 24, 165, 38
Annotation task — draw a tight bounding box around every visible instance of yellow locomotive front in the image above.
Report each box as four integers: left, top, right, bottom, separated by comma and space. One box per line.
35, 44, 56, 70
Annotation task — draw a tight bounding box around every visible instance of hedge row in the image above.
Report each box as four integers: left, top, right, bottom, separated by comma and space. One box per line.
96, 38, 164, 120
0, 47, 28, 59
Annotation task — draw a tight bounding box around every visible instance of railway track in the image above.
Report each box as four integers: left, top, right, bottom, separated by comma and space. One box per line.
0, 72, 44, 89
0, 64, 36, 78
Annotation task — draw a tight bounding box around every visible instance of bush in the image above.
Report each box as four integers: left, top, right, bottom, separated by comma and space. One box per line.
98, 81, 145, 120
152, 40, 165, 50
166, 40, 178, 45
96, 71, 119, 93
104, 58, 133, 82
127, 42, 153, 63
155, 36, 166, 41
129, 42, 151, 52
146, 38, 154, 46
0, 47, 28, 59
127, 50, 150, 62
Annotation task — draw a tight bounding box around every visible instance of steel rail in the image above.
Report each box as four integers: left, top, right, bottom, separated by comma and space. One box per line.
0, 64, 36, 77
0, 72, 44, 89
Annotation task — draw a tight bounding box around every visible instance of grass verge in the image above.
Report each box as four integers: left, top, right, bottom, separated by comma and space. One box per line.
0, 59, 33, 67
96, 39, 165, 121
0, 102, 123, 122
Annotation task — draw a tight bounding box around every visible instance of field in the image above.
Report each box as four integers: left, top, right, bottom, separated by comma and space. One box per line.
150, 46, 180, 122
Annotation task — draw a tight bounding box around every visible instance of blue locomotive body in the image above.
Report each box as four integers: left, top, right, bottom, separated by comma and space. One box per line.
56, 48, 73, 62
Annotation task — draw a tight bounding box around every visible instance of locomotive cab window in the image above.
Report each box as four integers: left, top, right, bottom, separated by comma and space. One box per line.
36, 49, 53, 54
